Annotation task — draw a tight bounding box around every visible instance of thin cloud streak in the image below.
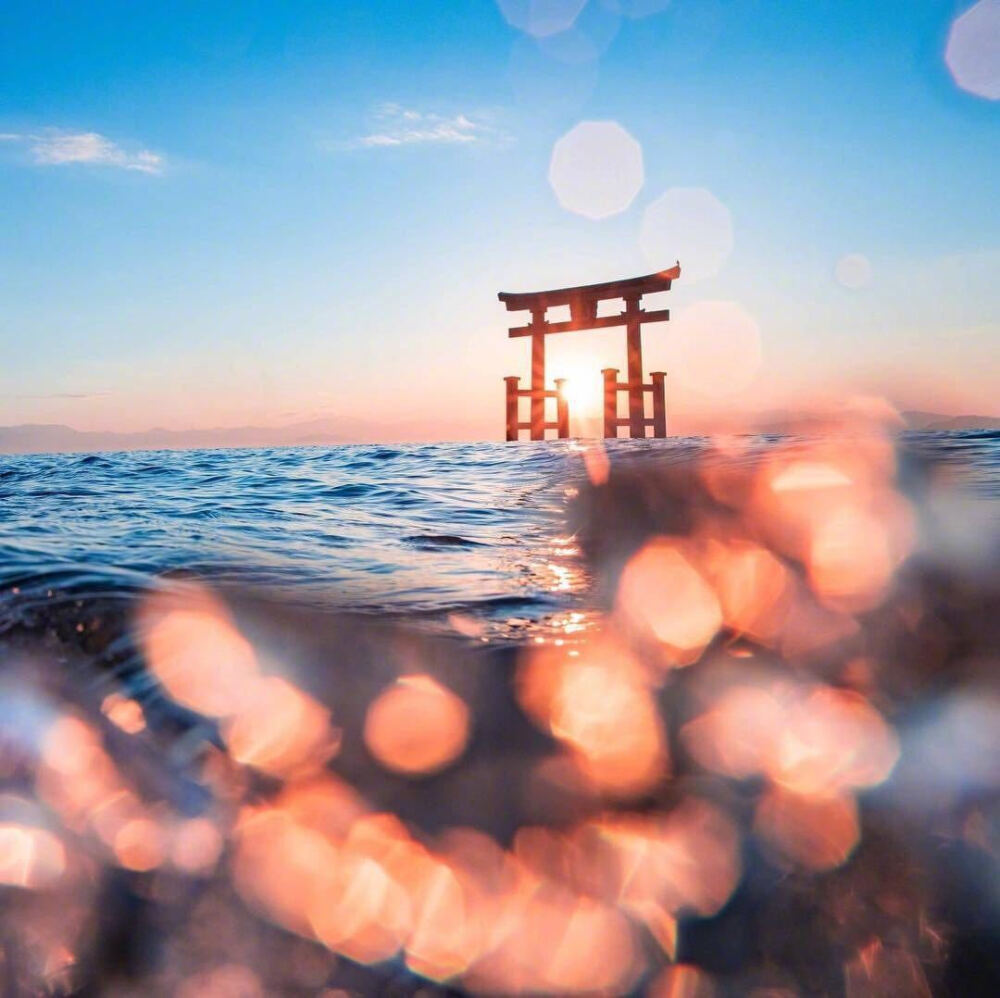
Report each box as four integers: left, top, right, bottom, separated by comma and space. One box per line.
342, 104, 505, 149
0, 130, 164, 173
14, 392, 109, 400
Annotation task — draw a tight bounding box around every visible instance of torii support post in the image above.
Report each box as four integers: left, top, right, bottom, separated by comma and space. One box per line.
602, 367, 668, 438
504, 376, 520, 442
651, 371, 667, 437
624, 293, 645, 438
503, 376, 570, 441
603, 368, 619, 439
499, 264, 680, 442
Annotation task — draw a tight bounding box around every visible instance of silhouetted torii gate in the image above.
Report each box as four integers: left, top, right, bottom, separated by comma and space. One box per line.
500, 264, 680, 441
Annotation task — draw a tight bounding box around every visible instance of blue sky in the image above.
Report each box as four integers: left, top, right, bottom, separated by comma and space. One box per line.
0, 0, 997, 436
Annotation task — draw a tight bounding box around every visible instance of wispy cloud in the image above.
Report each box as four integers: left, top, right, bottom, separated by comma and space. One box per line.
0, 129, 164, 174
14, 392, 109, 400
342, 104, 504, 150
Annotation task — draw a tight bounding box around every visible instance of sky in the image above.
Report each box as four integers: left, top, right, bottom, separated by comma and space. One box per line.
0, 0, 997, 439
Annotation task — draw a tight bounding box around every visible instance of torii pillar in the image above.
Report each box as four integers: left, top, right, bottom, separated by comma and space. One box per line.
529, 307, 546, 440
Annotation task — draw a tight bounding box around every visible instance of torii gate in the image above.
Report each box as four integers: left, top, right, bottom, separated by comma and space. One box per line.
500, 264, 680, 441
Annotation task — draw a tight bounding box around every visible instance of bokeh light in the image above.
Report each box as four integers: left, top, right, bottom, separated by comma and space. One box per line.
113, 816, 166, 872
647, 964, 717, 998
0, 818, 66, 889
223, 675, 337, 777
597, 798, 743, 922
683, 679, 899, 795
363, 674, 470, 775
177, 964, 264, 998
517, 630, 669, 795
309, 845, 412, 964
700, 540, 791, 644
807, 504, 895, 610
495, 0, 588, 38
835, 253, 872, 289
639, 187, 733, 282
582, 443, 610, 485
666, 300, 762, 397
233, 806, 341, 938
137, 586, 259, 717
0, 409, 991, 993
171, 817, 224, 875
100, 692, 146, 734
403, 855, 478, 981
755, 786, 860, 871
772, 685, 899, 795
749, 438, 914, 613
38, 714, 127, 834
538, 898, 640, 994
945, 1, 1000, 100
616, 539, 722, 665
537, 0, 622, 64
682, 683, 789, 780
549, 121, 644, 219
140, 586, 344, 779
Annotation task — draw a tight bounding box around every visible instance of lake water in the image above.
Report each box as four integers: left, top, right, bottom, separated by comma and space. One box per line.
1, 432, 997, 645
0, 430, 997, 995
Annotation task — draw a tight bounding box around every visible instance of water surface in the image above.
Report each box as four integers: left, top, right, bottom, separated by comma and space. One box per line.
1, 432, 996, 642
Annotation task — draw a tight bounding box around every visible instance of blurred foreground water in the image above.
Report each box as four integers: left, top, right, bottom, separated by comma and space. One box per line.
0, 429, 997, 995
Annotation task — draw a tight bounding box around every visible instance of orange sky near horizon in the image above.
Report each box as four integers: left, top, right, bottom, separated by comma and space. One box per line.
11, 271, 996, 440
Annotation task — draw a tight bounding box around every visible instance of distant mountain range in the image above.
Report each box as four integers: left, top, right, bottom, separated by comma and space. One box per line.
899, 410, 1000, 432
665, 408, 1000, 435
0, 415, 491, 456
0, 411, 996, 456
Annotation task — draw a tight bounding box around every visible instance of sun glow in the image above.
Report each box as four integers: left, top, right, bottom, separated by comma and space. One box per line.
555, 367, 603, 424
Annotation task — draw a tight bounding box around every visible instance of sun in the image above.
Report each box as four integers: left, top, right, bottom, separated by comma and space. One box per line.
555, 367, 603, 418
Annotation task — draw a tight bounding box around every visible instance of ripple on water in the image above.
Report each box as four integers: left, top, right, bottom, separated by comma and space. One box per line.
0, 441, 587, 638
0, 433, 994, 643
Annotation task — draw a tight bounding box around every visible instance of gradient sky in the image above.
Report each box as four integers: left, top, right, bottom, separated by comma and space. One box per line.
1, 0, 997, 438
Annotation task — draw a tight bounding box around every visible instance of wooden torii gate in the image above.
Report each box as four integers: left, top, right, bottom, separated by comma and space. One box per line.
500, 264, 680, 441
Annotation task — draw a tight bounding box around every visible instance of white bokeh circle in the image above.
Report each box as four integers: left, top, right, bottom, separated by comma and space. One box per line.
537, 1, 622, 64
548, 121, 645, 220
496, 0, 588, 38
668, 300, 762, 396
945, 1, 1000, 100
639, 187, 733, 283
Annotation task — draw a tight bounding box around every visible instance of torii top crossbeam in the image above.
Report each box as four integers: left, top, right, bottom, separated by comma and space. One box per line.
498, 264, 680, 337
498, 263, 680, 322
499, 264, 680, 440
